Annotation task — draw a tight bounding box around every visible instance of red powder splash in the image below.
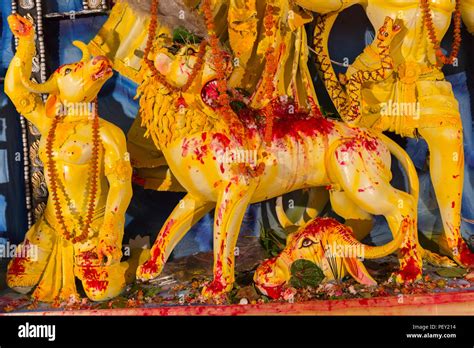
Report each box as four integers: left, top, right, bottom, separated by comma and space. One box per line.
8, 257, 27, 276
8, 240, 33, 276
206, 251, 227, 295
150, 219, 176, 263
457, 239, 474, 267
300, 217, 344, 237
398, 257, 422, 282
212, 133, 231, 150
341, 132, 380, 154
194, 145, 208, 164
259, 284, 284, 299
139, 259, 159, 275
82, 265, 108, 292
233, 98, 334, 142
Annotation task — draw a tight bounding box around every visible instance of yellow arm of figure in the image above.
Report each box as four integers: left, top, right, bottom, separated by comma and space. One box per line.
461, 0, 474, 35
98, 123, 133, 266
294, 0, 363, 14
4, 32, 49, 135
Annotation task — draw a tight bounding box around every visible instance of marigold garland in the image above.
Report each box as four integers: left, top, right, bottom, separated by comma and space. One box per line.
201, 0, 246, 142
421, 0, 462, 66
144, 0, 208, 107
262, 3, 279, 144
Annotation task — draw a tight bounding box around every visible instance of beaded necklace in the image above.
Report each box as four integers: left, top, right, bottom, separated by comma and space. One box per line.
420, 0, 462, 66
45, 101, 100, 243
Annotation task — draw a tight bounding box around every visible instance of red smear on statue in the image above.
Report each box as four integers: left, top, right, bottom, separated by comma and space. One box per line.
397, 224, 422, 281
233, 98, 334, 141
152, 219, 175, 260
458, 239, 474, 267
299, 217, 342, 237
254, 257, 285, 299
342, 133, 380, 154
8, 240, 32, 276
176, 96, 187, 109
266, 100, 334, 140
181, 138, 189, 157
206, 249, 227, 294
80, 250, 99, 261
8, 256, 27, 276
194, 145, 208, 164
260, 284, 284, 299
77, 249, 108, 292
140, 259, 159, 275
206, 278, 227, 294
82, 265, 108, 292
398, 256, 421, 282
212, 133, 231, 150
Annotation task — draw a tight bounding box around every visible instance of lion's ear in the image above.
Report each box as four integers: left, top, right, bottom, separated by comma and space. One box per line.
45, 95, 61, 118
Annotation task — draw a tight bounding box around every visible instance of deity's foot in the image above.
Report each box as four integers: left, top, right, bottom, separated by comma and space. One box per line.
201, 278, 233, 301
439, 237, 474, 269
391, 253, 423, 284
390, 270, 423, 284
136, 259, 163, 281
421, 247, 457, 268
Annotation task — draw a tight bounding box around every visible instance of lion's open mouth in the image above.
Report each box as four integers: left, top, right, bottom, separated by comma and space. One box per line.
201, 79, 219, 109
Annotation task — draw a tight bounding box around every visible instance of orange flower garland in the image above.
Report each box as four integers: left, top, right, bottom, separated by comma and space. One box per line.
46, 100, 100, 244
144, 0, 208, 106
201, 0, 246, 142
421, 0, 462, 66
262, 3, 279, 144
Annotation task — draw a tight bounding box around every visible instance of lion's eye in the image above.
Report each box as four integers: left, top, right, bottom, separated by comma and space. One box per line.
187, 47, 197, 55
64, 68, 72, 75
384, 32, 389, 37
301, 238, 313, 248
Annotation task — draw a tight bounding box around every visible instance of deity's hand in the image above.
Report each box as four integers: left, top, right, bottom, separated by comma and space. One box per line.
7, 14, 34, 39
97, 235, 122, 266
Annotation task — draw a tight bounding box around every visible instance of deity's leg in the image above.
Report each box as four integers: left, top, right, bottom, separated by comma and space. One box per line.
136, 194, 214, 281
418, 125, 474, 267
330, 190, 373, 240
6, 220, 55, 294
328, 140, 422, 282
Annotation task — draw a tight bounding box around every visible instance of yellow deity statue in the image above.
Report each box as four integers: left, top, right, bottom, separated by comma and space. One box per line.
4, 14, 133, 302
300, 0, 474, 268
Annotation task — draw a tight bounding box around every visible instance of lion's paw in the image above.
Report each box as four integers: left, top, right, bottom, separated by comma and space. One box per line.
136, 259, 162, 281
